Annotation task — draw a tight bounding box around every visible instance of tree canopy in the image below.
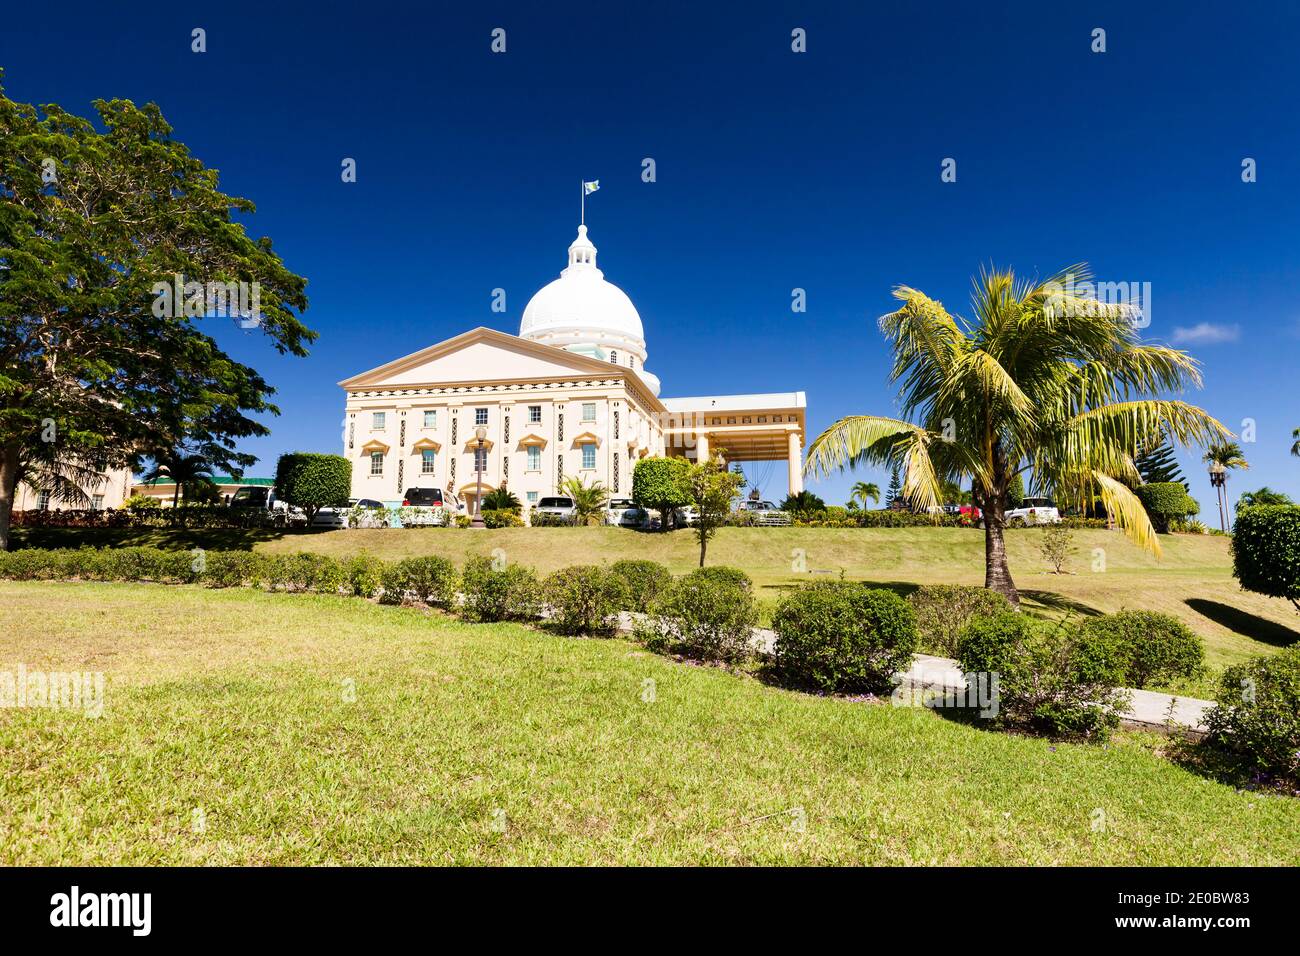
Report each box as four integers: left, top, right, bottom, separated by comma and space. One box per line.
0, 77, 313, 548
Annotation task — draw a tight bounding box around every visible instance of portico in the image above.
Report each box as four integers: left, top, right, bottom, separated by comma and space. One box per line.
660, 392, 807, 494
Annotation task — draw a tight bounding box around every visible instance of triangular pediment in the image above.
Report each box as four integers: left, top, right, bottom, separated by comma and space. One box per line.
339, 327, 626, 389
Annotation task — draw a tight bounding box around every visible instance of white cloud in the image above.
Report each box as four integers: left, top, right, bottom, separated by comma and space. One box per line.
1170, 322, 1240, 345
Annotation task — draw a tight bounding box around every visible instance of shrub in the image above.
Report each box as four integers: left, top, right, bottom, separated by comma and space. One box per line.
344, 553, 387, 598
1135, 482, 1199, 533
263, 552, 328, 592
1076, 611, 1204, 689
1231, 505, 1300, 611
689, 565, 752, 592
772, 582, 918, 694
459, 556, 541, 622
481, 508, 523, 529
380, 555, 457, 606
609, 559, 672, 613
956, 612, 1129, 740
641, 568, 758, 664
1039, 523, 1075, 573
907, 585, 1013, 657
631, 456, 691, 531
543, 565, 628, 635
527, 509, 572, 527
852, 510, 960, 528
202, 550, 268, 588
1205, 646, 1300, 786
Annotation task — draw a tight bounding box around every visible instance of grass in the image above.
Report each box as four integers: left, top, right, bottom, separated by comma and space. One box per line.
1, 580, 1296, 865
16, 524, 1298, 693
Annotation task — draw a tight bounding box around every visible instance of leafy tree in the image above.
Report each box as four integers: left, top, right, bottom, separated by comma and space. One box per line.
1134, 437, 1187, 488
1236, 486, 1293, 513
481, 485, 522, 514
686, 454, 746, 567
780, 490, 826, 520
849, 480, 880, 509
806, 265, 1227, 607
140, 448, 217, 508
274, 453, 350, 523
1005, 473, 1026, 509
0, 78, 313, 549
1134, 481, 1199, 533
558, 475, 607, 526
631, 456, 690, 532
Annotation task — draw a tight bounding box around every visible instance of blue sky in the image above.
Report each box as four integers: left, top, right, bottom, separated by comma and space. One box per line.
4, 1, 1299, 515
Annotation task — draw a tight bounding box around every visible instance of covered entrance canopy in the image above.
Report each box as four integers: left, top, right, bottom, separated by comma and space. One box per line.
659, 391, 808, 493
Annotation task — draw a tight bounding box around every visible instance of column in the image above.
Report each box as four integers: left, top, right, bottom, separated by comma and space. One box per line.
787, 430, 803, 494
695, 430, 709, 463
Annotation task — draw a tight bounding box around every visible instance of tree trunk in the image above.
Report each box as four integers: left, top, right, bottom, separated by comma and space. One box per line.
983, 494, 1020, 609
699, 533, 706, 567
0, 443, 20, 552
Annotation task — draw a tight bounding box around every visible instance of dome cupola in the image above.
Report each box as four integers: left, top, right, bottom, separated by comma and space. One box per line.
520, 224, 660, 396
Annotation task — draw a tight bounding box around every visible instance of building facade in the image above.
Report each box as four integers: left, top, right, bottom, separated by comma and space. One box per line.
14, 466, 133, 513
340, 224, 806, 512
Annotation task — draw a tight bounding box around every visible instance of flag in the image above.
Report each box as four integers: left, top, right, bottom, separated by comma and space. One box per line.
583, 180, 600, 195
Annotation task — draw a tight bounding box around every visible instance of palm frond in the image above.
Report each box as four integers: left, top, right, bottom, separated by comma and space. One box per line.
1094, 472, 1161, 558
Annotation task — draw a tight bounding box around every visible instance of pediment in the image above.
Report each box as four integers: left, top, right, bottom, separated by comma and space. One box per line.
339, 327, 625, 389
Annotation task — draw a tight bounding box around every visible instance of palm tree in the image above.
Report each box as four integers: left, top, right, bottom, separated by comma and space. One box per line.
558, 476, 607, 526
1291, 427, 1299, 457
1235, 486, 1292, 512
850, 481, 880, 509
806, 265, 1228, 607
142, 449, 217, 508
481, 485, 522, 514
1202, 440, 1249, 529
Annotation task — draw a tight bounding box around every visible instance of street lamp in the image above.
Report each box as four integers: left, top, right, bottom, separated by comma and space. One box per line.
472, 425, 487, 528
1208, 460, 1227, 531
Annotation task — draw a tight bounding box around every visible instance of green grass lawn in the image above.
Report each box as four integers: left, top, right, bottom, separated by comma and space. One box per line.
16, 524, 1298, 692
1, 580, 1296, 865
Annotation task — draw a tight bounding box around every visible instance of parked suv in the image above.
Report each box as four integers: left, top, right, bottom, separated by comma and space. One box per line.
400, 487, 460, 526
229, 485, 304, 526
736, 499, 791, 526
1004, 496, 1061, 527
605, 498, 653, 528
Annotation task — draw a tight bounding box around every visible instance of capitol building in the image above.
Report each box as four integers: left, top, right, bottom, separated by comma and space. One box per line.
339, 223, 808, 513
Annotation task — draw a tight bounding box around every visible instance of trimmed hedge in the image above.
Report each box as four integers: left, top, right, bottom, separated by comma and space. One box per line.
1076, 611, 1204, 689
1231, 505, 1300, 610
1205, 645, 1300, 786
543, 565, 628, 635
906, 585, 1012, 657
380, 556, 457, 606
1135, 482, 1199, 533
609, 560, 672, 613
772, 582, 918, 694
956, 612, 1129, 740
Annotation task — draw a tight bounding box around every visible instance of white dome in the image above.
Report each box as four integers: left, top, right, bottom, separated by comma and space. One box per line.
519, 225, 644, 341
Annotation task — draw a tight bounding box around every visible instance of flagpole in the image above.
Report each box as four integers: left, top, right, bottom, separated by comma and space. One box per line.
580, 179, 585, 226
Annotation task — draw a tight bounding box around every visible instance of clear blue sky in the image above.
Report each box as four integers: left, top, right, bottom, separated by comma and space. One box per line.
5, 1, 1299, 515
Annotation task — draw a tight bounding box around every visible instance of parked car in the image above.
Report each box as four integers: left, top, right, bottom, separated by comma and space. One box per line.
532, 496, 576, 523
736, 499, 791, 526
311, 498, 386, 529
400, 487, 460, 526
674, 505, 700, 527
229, 485, 305, 526
605, 498, 654, 529
1005, 496, 1061, 527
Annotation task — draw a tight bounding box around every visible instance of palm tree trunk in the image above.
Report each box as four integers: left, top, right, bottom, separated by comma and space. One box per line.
983, 497, 1020, 608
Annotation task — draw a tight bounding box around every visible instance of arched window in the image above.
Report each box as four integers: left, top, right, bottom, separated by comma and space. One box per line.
610, 350, 618, 364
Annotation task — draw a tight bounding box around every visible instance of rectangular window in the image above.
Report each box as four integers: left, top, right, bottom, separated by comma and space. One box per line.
37, 491, 50, 511
421, 449, 436, 474
372, 411, 386, 430
370, 452, 384, 476
91, 494, 105, 511
526, 491, 538, 505
423, 410, 437, 428
581, 442, 596, 470
528, 405, 542, 424
527, 445, 541, 471
582, 402, 596, 422
475, 407, 488, 426
474, 447, 489, 471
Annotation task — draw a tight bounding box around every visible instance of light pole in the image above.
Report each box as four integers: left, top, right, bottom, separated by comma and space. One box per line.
1208, 460, 1226, 531
472, 425, 487, 528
